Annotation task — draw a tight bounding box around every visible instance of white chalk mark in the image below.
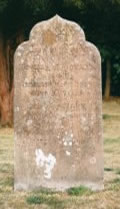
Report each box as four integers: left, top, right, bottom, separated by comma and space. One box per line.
66, 151, 71, 156
35, 149, 56, 179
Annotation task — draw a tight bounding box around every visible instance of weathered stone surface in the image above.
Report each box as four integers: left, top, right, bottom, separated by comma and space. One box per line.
14, 15, 104, 191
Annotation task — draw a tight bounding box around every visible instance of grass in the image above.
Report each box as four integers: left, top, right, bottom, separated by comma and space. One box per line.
104, 137, 120, 145
0, 163, 13, 173
115, 169, 120, 175
103, 114, 111, 120
103, 114, 120, 120
112, 178, 120, 184
32, 188, 58, 195
26, 195, 66, 209
104, 167, 114, 172
0, 101, 120, 208
67, 186, 92, 196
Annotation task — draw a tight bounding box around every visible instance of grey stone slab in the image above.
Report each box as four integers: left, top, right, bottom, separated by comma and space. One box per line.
14, 15, 104, 191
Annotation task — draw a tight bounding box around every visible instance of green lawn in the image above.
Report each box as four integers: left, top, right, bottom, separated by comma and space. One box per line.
0, 101, 120, 209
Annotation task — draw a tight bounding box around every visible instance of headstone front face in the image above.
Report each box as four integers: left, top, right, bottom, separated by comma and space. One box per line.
14, 15, 103, 191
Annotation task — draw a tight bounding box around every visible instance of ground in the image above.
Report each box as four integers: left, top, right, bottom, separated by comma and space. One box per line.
0, 100, 120, 209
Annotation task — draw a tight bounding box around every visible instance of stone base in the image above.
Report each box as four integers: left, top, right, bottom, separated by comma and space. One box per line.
14, 180, 104, 192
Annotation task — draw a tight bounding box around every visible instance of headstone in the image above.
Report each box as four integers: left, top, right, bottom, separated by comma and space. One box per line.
14, 15, 104, 191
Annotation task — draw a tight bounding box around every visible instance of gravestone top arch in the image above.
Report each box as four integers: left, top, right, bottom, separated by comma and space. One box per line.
14, 15, 104, 191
